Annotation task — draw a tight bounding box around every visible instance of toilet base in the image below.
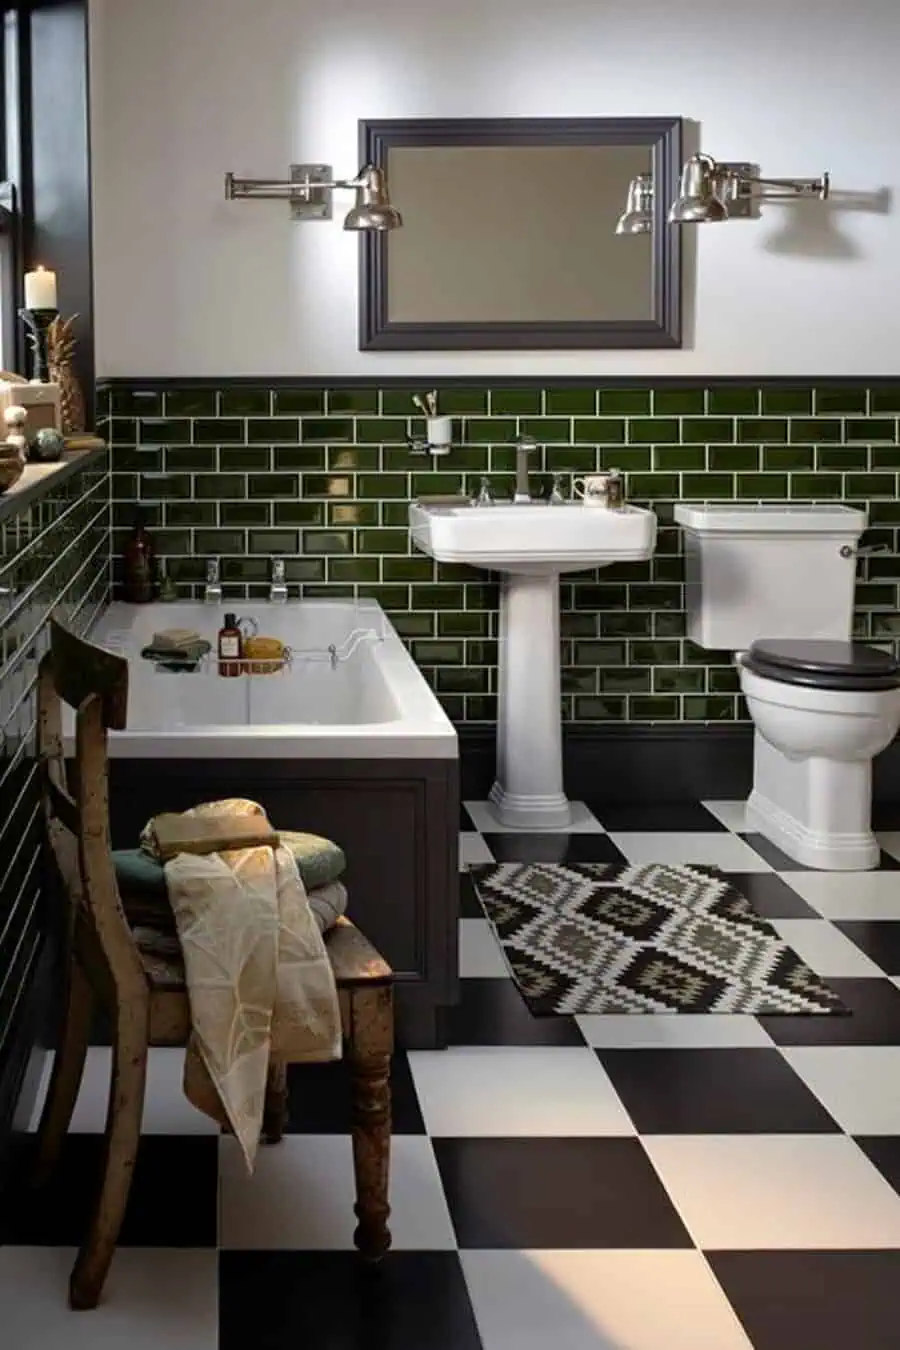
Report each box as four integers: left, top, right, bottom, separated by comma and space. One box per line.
747, 732, 879, 871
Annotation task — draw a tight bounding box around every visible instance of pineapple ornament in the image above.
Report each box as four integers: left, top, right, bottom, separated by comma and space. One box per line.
47, 313, 86, 434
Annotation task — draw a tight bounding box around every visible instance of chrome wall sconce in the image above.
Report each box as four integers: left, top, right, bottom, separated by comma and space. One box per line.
615, 174, 654, 235
224, 163, 402, 231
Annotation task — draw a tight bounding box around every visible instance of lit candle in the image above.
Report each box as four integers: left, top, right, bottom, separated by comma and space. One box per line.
24, 266, 57, 310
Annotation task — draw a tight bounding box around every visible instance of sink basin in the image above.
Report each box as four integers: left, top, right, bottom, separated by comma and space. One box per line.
410, 501, 657, 575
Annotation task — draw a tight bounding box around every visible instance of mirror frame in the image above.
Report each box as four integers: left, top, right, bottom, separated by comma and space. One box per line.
358, 116, 683, 351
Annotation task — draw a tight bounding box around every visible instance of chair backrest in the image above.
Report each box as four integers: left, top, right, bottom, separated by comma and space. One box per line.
37, 615, 147, 1005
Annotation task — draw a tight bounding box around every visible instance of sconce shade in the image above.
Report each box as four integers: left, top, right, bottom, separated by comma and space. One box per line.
342, 165, 403, 231
615, 174, 653, 235
668, 153, 729, 223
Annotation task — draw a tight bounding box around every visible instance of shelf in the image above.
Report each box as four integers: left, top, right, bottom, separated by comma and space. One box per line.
0, 442, 108, 526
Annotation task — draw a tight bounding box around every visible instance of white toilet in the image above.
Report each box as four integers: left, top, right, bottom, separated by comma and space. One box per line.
675, 502, 900, 871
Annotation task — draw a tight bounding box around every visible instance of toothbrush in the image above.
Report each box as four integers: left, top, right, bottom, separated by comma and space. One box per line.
426, 390, 438, 416
412, 394, 429, 417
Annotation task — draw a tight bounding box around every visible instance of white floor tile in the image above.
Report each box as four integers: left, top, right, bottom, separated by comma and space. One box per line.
407, 1046, 635, 1137
0, 1248, 217, 1348
459, 918, 511, 979
782, 871, 900, 920
461, 1249, 753, 1350
218, 1133, 456, 1251
576, 1013, 773, 1050
877, 832, 900, 861
702, 800, 749, 833
28, 1047, 218, 1135
783, 1046, 900, 1134
460, 832, 495, 869
770, 919, 885, 977
643, 1134, 900, 1249
464, 801, 605, 834
608, 832, 773, 872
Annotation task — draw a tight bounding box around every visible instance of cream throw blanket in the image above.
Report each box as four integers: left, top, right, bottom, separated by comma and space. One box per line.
141, 799, 342, 1171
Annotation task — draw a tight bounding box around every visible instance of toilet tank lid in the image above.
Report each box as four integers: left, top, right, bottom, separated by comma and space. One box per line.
674, 502, 867, 535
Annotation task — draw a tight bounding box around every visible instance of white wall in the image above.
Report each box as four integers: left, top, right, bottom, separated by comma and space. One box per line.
89, 0, 900, 378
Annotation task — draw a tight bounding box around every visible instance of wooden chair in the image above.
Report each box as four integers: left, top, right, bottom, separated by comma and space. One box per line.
33, 615, 394, 1310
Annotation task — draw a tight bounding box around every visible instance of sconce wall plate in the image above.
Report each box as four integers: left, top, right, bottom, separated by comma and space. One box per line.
714, 163, 761, 220
290, 164, 333, 221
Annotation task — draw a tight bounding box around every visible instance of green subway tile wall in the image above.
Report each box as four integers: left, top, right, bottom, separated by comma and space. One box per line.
100, 382, 900, 726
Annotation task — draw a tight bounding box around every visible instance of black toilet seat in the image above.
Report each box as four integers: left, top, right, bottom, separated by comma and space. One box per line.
740, 639, 900, 692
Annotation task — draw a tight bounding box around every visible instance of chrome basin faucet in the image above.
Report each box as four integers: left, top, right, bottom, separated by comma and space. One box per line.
513, 434, 538, 503
204, 557, 222, 604
269, 556, 288, 603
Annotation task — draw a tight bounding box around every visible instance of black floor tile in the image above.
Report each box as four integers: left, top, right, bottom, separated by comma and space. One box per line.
0, 1133, 218, 1247
835, 921, 900, 976
872, 802, 900, 829
460, 803, 478, 830
728, 871, 820, 919
479, 832, 627, 865
854, 1136, 900, 1195
708, 1250, 900, 1350
759, 977, 900, 1046
286, 1052, 425, 1134
597, 1048, 840, 1134
459, 871, 484, 919
741, 832, 900, 872
432, 1136, 693, 1249
447, 977, 583, 1047
219, 1251, 483, 1350
589, 801, 728, 832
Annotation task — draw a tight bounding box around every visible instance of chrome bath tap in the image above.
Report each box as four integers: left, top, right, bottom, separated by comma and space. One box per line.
269, 556, 288, 603
512, 434, 538, 503
203, 557, 222, 604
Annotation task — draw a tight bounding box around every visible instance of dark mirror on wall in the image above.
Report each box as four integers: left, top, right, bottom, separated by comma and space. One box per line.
358, 117, 682, 351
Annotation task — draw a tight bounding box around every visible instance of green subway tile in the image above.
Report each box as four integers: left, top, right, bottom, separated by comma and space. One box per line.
152, 529, 193, 555
378, 389, 418, 416
735, 473, 789, 498
439, 388, 489, 415
163, 446, 216, 472
761, 386, 813, 414
220, 501, 272, 526
274, 446, 326, 470
359, 474, 408, 499
573, 640, 627, 665
222, 557, 267, 582
738, 418, 788, 443
164, 388, 217, 417
302, 530, 353, 555
327, 557, 381, 583
466, 582, 499, 611
355, 418, 407, 443
653, 557, 684, 583
574, 418, 626, 443
139, 418, 192, 444
683, 695, 735, 721
490, 389, 542, 415
628, 584, 682, 609
709, 444, 759, 471
329, 445, 380, 471
653, 611, 685, 637
381, 556, 434, 582
248, 474, 298, 498
246, 418, 300, 443
116, 447, 161, 472
562, 667, 598, 695
789, 418, 842, 443
575, 582, 627, 610
358, 528, 409, 554
274, 501, 326, 526
762, 446, 815, 470
603, 448, 652, 472
193, 418, 243, 443
628, 473, 680, 498
846, 418, 897, 442
273, 389, 325, 415
708, 666, 741, 694
856, 582, 897, 608
681, 473, 734, 498
195, 474, 247, 499
111, 388, 163, 416
598, 668, 651, 694
683, 418, 735, 443
382, 502, 412, 526
845, 473, 897, 497
871, 446, 900, 468
245, 528, 300, 554
219, 446, 273, 471
815, 387, 868, 414
285, 558, 327, 582
302, 474, 352, 497
789, 473, 844, 499
867, 502, 900, 523
627, 418, 679, 444
466, 695, 498, 720
164, 502, 217, 527
653, 389, 705, 415
707, 386, 759, 415
654, 445, 705, 471
411, 584, 465, 610
561, 613, 599, 638
870, 387, 900, 413
436, 666, 489, 694
631, 640, 682, 664
412, 639, 465, 664
654, 666, 705, 693
326, 387, 379, 414
573, 695, 626, 720
302, 417, 354, 442
545, 389, 596, 415
194, 529, 246, 555
598, 389, 651, 415
219, 387, 271, 416
393, 612, 436, 638
630, 695, 680, 720
327, 502, 379, 527
139, 474, 192, 499
411, 472, 463, 496
438, 611, 490, 637
518, 417, 570, 442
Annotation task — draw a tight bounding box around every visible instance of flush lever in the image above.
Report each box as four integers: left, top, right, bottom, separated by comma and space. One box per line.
840, 543, 891, 559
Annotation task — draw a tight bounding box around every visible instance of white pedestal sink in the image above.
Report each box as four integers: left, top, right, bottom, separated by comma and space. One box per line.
409, 500, 658, 829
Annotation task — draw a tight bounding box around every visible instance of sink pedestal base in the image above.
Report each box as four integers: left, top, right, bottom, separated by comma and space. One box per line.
489, 572, 573, 831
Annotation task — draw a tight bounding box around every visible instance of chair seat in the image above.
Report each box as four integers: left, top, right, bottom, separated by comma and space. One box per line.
133, 926, 185, 990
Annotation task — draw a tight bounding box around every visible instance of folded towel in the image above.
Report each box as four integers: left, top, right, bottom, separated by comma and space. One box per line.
307, 879, 349, 932
148, 810, 281, 862
141, 638, 211, 671
152, 627, 203, 650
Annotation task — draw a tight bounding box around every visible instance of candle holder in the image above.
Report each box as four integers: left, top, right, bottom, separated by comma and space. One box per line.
18, 306, 58, 383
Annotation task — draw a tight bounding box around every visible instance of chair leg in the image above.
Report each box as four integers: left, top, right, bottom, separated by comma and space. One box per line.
347, 984, 393, 1263
69, 1010, 149, 1311
32, 960, 94, 1186
263, 1058, 288, 1144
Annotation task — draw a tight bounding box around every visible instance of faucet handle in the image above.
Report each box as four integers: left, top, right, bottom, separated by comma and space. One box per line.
206, 557, 220, 582
271, 556, 286, 582
512, 434, 538, 452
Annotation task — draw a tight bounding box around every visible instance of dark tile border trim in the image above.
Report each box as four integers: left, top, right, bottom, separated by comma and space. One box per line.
99, 376, 900, 389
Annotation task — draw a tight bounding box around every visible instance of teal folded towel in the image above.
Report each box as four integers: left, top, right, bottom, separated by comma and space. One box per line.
113, 829, 346, 897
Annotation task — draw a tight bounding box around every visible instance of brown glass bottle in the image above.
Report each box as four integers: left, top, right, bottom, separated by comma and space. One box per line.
217, 613, 243, 677
122, 511, 156, 603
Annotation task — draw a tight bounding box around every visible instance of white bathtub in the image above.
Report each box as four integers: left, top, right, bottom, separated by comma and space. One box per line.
83, 599, 458, 760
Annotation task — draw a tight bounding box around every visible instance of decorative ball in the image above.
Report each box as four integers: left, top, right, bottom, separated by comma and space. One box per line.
29, 426, 65, 463
4, 404, 27, 432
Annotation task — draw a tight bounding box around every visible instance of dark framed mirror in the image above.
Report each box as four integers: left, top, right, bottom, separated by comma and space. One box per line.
358, 116, 682, 351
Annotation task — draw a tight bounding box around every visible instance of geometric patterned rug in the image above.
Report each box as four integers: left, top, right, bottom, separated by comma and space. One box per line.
471, 860, 849, 1016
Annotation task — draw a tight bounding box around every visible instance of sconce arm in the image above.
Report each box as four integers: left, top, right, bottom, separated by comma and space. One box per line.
743, 171, 830, 201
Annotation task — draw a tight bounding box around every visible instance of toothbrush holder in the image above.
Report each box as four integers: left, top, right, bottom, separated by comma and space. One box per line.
407, 414, 453, 458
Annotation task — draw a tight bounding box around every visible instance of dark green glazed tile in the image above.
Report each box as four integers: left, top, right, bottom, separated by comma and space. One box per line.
327, 557, 382, 583
219, 446, 273, 471
247, 418, 301, 444
653, 611, 685, 637
195, 473, 247, 499
193, 418, 243, 443
302, 418, 354, 442
762, 446, 815, 470
249, 474, 298, 498
411, 584, 465, 610
707, 386, 759, 415
653, 556, 684, 583
603, 448, 652, 472
220, 501, 272, 527
631, 640, 682, 664
734, 474, 789, 498
789, 473, 844, 499
683, 418, 735, 443
681, 473, 735, 498
789, 418, 842, 443
653, 389, 705, 415
654, 445, 705, 471
628, 473, 680, 499
856, 582, 897, 608
328, 445, 380, 471
519, 418, 570, 443
359, 528, 409, 555
815, 387, 868, 414
327, 502, 379, 527
382, 503, 413, 526
627, 419, 679, 444
597, 389, 651, 415
846, 418, 897, 442
761, 387, 812, 415
708, 666, 741, 694
111, 388, 163, 416
139, 474, 192, 499
411, 472, 464, 497
273, 389, 325, 415
654, 666, 705, 693
709, 444, 759, 471
139, 418, 193, 444
438, 611, 490, 637
439, 388, 489, 415
737, 418, 788, 443
302, 530, 353, 555
164, 502, 217, 527
561, 668, 599, 695
393, 612, 437, 638
381, 556, 434, 582
545, 389, 596, 416
194, 529, 246, 555
846, 473, 897, 497
274, 502, 326, 526
870, 387, 900, 413
245, 528, 300, 554
573, 640, 628, 665
164, 388, 217, 417
573, 695, 626, 721
412, 639, 465, 665
286, 558, 327, 582
364, 584, 416, 610
221, 557, 267, 582
629, 695, 680, 720
436, 666, 490, 694
574, 418, 626, 444
163, 446, 216, 472
274, 447, 326, 470
358, 474, 408, 499
354, 418, 407, 444
598, 668, 651, 693
871, 446, 900, 468
326, 387, 379, 414
220, 388, 271, 416
490, 389, 542, 415
683, 695, 735, 721
628, 584, 682, 610
379, 389, 421, 416
116, 447, 162, 472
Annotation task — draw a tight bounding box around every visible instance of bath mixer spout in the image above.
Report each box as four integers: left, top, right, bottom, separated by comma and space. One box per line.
204, 558, 222, 604
269, 556, 288, 603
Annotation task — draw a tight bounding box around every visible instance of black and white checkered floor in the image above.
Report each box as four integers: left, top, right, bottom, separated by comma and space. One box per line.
6, 798, 900, 1348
